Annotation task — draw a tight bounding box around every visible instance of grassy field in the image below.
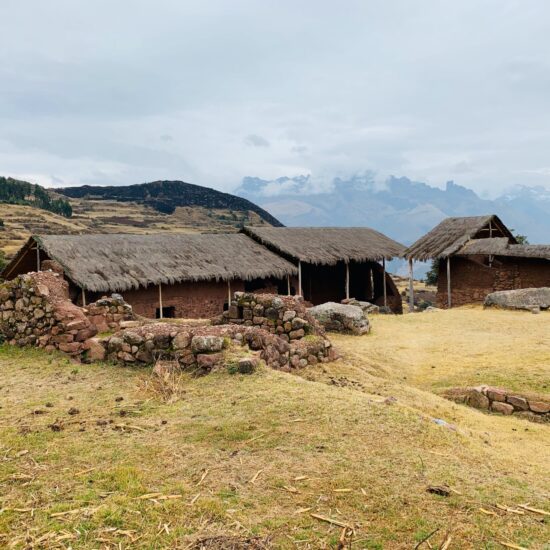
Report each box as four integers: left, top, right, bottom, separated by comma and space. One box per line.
0, 308, 549, 549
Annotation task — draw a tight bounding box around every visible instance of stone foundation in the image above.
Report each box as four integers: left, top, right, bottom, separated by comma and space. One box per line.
0, 276, 336, 372
444, 385, 549, 422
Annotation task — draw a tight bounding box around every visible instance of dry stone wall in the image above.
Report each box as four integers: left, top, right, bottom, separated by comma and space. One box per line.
92, 320, 334, 372
84, 295, 135, 332
0, 271, 97, 356
445, 385, 549, 422
0, 278, 336, 372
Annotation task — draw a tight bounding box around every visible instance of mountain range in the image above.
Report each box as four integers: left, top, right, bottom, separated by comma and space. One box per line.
236, 175, 550, 246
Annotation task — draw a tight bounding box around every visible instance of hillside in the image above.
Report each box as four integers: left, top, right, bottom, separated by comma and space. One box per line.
0, 308, 548, 548
57, 180, 283, 227
0, 179, 280, 258
0, 177, 72, 218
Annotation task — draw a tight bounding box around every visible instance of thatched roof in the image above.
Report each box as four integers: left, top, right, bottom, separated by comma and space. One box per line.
404, 215, 515, 260
458, 238, 550, 259
5, 233, 298, 293
243, 226, 405, 265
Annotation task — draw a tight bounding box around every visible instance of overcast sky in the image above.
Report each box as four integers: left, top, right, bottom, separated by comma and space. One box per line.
1, 0, 550, 196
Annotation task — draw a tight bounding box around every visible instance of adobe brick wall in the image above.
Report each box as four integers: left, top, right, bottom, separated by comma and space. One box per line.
121, 280, 245, 319
436, 256, 550, 308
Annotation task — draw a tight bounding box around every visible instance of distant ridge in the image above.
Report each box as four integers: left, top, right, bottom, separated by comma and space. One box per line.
58, 180, 283, 227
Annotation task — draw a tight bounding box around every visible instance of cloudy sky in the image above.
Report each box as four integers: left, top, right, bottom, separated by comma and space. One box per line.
1, 0, 550, 196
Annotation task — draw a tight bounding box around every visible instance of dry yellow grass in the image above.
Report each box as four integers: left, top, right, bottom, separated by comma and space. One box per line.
329, 306, 550, 396
0, 308, 549, 548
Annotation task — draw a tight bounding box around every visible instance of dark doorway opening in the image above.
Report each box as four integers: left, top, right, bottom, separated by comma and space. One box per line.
156, 306, 176, 319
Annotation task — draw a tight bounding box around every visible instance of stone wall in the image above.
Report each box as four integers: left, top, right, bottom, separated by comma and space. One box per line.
84, 295, 135, 332
436, 256, 550, 308
217, 292, 324, 340
444, 385, 549, 422
90, 321, 335, 372
0, 271, 97, 356
0, 275, 336, 372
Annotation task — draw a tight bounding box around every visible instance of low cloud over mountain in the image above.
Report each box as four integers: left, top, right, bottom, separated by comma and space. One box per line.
237, 175, 550, 246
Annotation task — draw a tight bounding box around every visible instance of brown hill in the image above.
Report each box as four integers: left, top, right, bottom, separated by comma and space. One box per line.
0, 197, 270, 258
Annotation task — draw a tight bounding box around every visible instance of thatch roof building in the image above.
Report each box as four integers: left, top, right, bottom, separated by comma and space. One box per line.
3, 233, 297, 293
404, 215, 550, 309
243, 226, 405, 264
243, 226, 405, 312
403, 215, 515, 261
2, 233, 299, 319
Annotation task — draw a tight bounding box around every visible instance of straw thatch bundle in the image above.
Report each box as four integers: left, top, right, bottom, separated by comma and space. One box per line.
9, 233, 298, 292
404, 215, 515, 260
243, 226, 404, 265
458, 238, 550, 259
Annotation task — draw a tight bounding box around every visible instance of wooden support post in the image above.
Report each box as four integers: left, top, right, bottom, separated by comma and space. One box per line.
287, 274, 291, 296
447, 256, 452, 309
408, 259, 415, 312
345, 261, 350, 300
298, 261, 302, 297
36, 244, 40, 271
158, 283, 163, 319
382, 258, 387, 308
81, 289, 86, 307
227, 280, 231, 305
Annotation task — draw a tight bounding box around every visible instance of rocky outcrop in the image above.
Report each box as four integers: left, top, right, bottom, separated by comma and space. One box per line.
444, 385, 549, 422
308, 302, 370, 335
484, 287, 550, 312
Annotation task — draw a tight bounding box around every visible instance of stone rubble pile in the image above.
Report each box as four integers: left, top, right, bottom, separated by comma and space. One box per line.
445, 385, 549, 422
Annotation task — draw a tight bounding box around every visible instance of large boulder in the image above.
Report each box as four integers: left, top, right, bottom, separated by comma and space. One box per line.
484, 287, 550, 311
308, 302, 370, 335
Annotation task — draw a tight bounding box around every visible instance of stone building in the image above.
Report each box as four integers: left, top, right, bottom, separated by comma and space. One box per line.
243, 226, 405, 313
1, 233, 297, 319
404, 215, 550, 308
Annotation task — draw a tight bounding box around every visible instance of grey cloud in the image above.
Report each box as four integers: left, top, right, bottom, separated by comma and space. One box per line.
244, 134, 270, 148
0, 0, 549, 195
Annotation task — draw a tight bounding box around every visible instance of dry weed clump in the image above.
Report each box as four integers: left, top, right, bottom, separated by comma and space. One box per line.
137, 364, 188, 403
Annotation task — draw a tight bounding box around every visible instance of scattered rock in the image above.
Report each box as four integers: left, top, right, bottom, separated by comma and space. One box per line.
236, 357, 259, 374
308, 302, 370, 335
67, 407, 80, 416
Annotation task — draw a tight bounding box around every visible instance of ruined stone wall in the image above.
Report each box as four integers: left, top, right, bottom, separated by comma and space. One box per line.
445, 385, 549, 422
0, 276, 336, 371
93, 320, 335, 372
84, 295, 135, 333
0, 272, 97, 356
217, 292, 325, 341
437, 256, 550, 308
